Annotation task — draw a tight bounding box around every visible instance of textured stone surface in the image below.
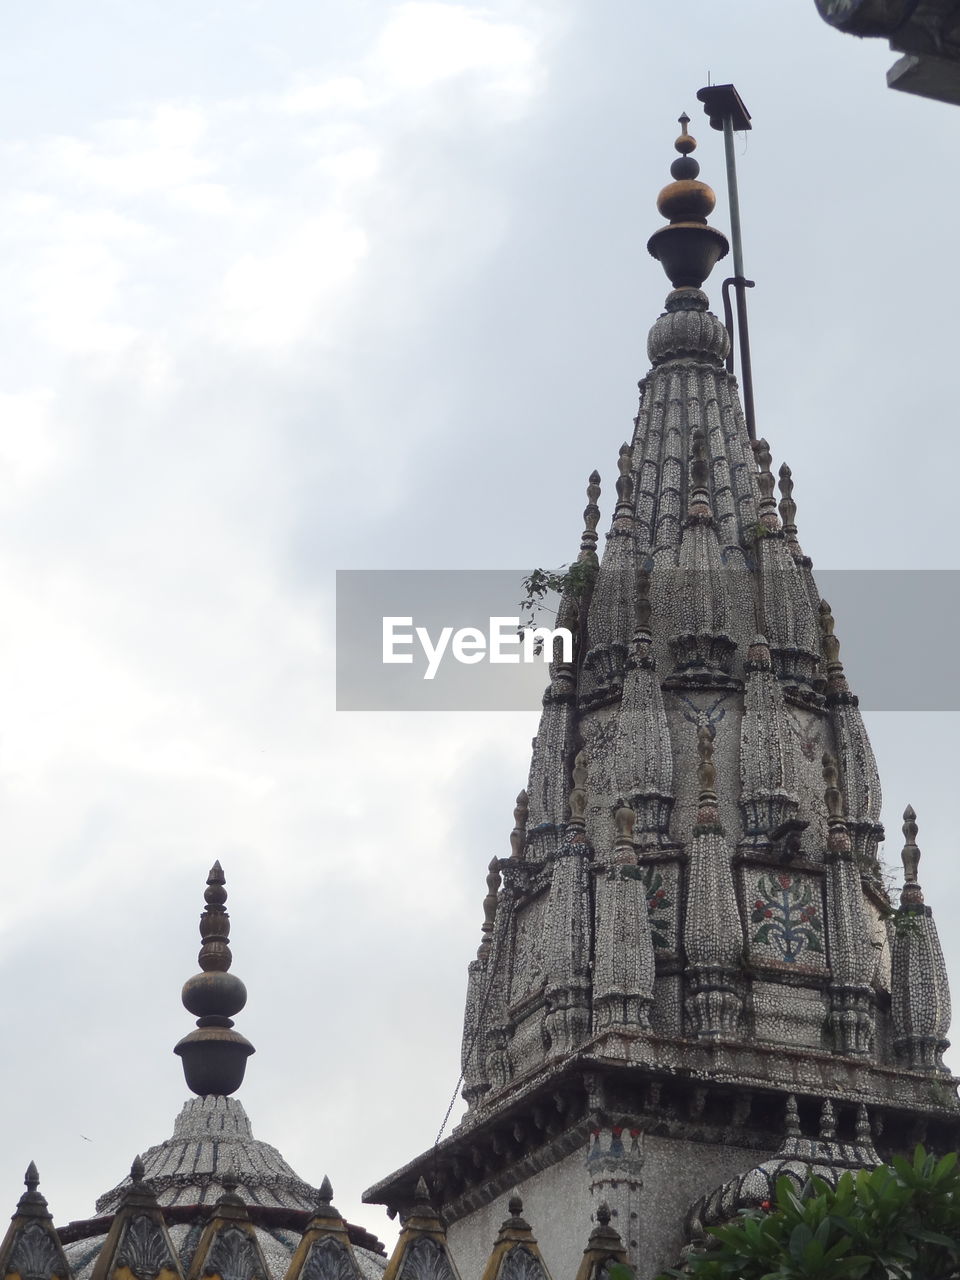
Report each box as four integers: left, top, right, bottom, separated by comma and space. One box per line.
368, 274, 958, 1275
96, 1098, 317, 1214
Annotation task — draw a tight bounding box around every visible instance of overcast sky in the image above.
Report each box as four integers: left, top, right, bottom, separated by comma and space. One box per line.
0, 0, 959, 1253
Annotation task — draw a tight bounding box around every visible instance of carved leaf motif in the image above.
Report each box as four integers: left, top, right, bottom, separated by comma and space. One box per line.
397, 1238, 456, 1280
499, 1247, 548, 1280
7, 1224, 64, 1280
301, 1239, 359, 1280
116, 1215, 176, 1280
204, 1227, 264, 1280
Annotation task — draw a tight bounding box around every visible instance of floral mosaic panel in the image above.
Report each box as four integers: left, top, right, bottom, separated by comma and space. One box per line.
743, 868, 827, 972
634, 860, 680, 955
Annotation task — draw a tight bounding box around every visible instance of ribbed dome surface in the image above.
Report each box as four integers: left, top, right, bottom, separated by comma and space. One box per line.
646, 289, 730, 367
95, 1097, 316, 1213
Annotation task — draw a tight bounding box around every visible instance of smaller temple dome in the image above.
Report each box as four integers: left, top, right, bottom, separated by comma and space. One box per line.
51, 870, 387, 1280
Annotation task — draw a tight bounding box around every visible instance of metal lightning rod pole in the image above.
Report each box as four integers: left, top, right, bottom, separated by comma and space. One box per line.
696, 84, 756, 442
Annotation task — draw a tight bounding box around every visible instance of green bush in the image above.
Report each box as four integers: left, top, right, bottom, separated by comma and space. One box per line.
657, 1146, 960, 1280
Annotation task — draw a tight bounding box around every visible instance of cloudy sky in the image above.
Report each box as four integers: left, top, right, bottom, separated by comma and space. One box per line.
0, 0, 959, 1252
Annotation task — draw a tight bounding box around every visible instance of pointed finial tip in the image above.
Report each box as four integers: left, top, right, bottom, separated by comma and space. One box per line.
130, 1155, 145, 1185
589, 470, 600, 485
209, 860, 224, 879
222, 1166, 239, 1194
319, 1175, 333, 1205
675, 113, 695, 155
904, 804, 916, 822
24, 1162, 39, 1190
508, 1193, 523, 1218
414, 1176, 431, 1204
596, 1202, 611, 1227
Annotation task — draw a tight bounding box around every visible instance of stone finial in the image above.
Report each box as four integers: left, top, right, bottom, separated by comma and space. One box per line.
574, 1199, 630, 1280
381, 1176, 458, 1280
510, 790, 528, 858
647, 113, 729, 288
221, 1164, 241, 1198
819, 600, 840, 664
855, 1105, 872, 1144
286, 1175, 361, 1280
822, 752, 853, 858
753, 438, 774, 495
174, 864, 255, 1098
481, 1193, 548, 1280
784, 1094, 801, 1138
615, 443, 634, 508
11, 1160, 51, 1219
822, 753, 843, 820
130, 1156, 145, 1187
579, 471, 602, 560
778, 462, 796, 526
0, 1160, 72, 1280
902, 805, 920, 881
694, 724, 722, 831
613, 803, 636, 861
752, 437, 778, 528
569, 749, 589, 824
819, 600, 849, 694
900, 804, 924, 907
818, 1099, 837, 1142
477, 858, 502, 960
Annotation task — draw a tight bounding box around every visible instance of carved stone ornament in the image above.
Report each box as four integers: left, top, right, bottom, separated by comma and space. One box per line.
6, 1225, 64, 1280
115, 1215, 177, 1280
301, 1239, 358, 1280
397, 1238, 456, 1280
499, 1247, 549, 1280
204, 1228, 264, 1280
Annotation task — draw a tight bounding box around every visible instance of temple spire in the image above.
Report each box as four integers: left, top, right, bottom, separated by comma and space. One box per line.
174, 862, 255, 1097
683, 726, 744, 1037
891, 804, 952, 1071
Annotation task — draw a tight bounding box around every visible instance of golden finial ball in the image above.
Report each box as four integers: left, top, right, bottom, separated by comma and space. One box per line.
675, 112, 696, 155
656, 179, 716, 223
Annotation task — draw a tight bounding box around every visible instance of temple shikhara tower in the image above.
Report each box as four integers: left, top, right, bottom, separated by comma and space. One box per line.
365, 114, 960, 1275
4, 103, 960, 1280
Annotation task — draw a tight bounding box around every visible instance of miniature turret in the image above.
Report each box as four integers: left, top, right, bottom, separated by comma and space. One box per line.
891, 805, 951, 1070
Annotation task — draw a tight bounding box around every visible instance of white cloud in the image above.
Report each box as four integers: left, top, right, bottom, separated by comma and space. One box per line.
217, 213, 370, 348
0, 389, 59, 488
372, 2, 541, 102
